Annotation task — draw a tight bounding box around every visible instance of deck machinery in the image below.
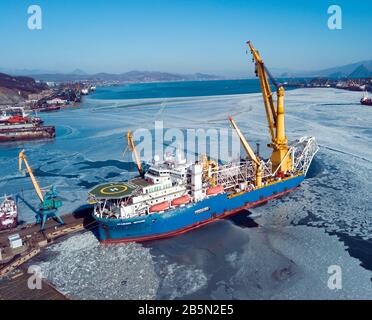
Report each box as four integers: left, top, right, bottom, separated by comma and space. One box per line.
87, 41, 319, 243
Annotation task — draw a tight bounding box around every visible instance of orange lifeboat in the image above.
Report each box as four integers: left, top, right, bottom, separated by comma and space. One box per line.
206, 185, 224, 196
171, 195, 191, 206
149, 201, 169, 213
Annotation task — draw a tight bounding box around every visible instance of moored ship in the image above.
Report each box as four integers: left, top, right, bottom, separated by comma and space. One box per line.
0, 196, 18, 231
0, 107, 55, 142
88, 41, 319, 244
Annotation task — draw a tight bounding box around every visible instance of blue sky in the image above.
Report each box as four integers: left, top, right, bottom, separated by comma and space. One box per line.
0, 0, 371, 76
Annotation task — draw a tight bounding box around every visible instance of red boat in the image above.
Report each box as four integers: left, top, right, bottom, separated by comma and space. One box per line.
0, 107, 43, 126
361, 93, 372, 106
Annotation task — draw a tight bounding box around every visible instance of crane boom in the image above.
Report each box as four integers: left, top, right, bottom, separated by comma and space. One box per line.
228, 116, 262, 187
127, 131, 143, 175
228, 116, 260, 166
246, 41, 292, 173
18, 150, 44, 203
247, 41, 277, 142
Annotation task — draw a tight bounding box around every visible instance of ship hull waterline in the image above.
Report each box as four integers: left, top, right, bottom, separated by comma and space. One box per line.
95, 174, 304, 244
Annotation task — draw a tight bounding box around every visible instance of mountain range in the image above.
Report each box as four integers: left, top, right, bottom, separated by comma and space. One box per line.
0, 69, 223, 83
1, 59, 371, 82
279, 60, 372, 78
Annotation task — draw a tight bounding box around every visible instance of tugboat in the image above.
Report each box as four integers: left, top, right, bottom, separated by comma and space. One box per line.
360, 92, 372, 106
0, 196, 18, 231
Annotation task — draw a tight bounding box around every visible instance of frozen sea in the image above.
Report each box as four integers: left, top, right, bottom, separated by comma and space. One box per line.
1, 82, 371, 299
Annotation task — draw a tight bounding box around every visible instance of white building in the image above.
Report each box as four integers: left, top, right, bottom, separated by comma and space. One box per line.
8, 234, 23, 249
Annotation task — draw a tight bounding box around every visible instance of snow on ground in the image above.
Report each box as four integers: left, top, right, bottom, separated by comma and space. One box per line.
38, 232, 159, 300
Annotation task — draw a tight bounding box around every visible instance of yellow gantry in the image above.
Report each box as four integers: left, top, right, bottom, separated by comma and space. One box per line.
126, 131, 143, 175
18, 150, 44, 203
247, 41, 292, 173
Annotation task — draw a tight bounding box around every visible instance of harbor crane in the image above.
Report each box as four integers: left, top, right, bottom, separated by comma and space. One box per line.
18, 150, 64, 230
124, 131, 143, 176
247, 41, 292, 173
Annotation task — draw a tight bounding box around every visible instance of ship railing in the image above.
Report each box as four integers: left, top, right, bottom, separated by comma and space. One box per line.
291, 136, 319, 176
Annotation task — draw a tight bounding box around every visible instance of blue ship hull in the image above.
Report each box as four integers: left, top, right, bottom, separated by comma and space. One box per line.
95, 174, 304, 243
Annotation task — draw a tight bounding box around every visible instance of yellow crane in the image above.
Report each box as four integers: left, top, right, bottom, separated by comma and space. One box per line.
247, 41, 292, 173
124, 131, 143, 175
228, 116, 263, 187
19, 150, 64, 230
19, 150, 44, 203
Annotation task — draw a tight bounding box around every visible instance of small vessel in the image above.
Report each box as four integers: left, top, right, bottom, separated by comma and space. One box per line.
81, 88, 89, 95
88, 41, 319, 244
0, 107, 43, 126
360, 92, 372, 106
38, 104, 61, 113
0, 196, 18, 231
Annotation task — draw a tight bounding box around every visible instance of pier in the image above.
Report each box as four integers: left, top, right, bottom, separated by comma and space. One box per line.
0, 211, 96, 300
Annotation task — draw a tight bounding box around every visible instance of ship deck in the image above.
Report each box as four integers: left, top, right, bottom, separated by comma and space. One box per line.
88, 182, 137, 199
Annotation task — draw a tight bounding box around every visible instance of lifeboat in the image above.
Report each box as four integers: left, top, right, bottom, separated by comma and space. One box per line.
206, 185, 224, 196
171, 195, 191, 206
149, 201, 169, 213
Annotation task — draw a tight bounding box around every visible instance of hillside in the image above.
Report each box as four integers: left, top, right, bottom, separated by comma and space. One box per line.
0, 73, 47, 106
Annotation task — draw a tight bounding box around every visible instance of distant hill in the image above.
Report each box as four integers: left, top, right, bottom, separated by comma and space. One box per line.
280, 60, 372, 78
25, 70, 222, 83
0, 73, 47, 105
0, 73, 47, 94
348, 64, 372, 78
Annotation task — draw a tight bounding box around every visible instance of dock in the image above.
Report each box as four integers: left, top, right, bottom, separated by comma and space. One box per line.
0, 211, 96, 300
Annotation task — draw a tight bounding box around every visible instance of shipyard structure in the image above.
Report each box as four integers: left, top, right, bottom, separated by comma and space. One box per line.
88, 41, 319, 243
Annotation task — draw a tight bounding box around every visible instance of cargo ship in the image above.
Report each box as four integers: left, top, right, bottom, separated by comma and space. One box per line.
0, 196, 18, 231
360, 92, 372, 106
0, 107, 55, 142
88, 41, 319, 244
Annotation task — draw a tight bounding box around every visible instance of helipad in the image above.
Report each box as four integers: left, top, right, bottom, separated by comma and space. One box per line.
88, 182, 136, 199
